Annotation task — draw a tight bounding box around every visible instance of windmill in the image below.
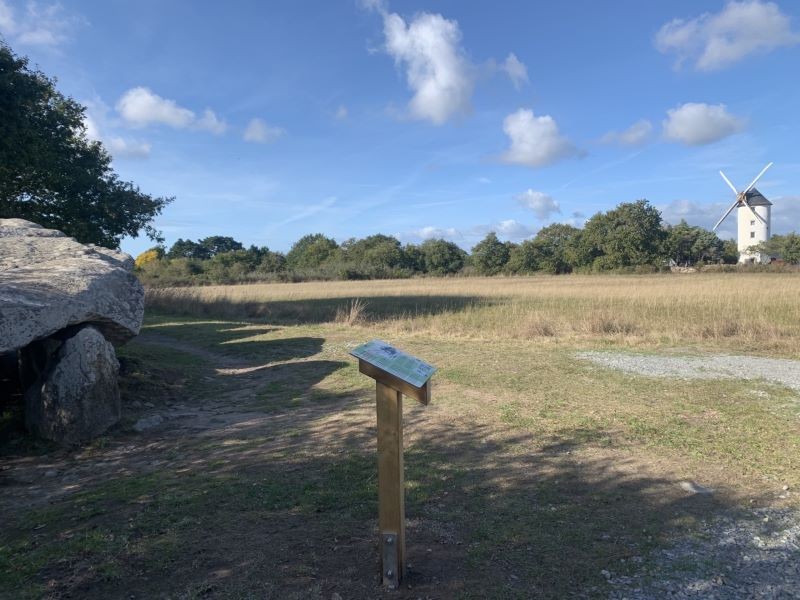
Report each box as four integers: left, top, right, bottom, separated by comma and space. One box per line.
713, 162, 774, 264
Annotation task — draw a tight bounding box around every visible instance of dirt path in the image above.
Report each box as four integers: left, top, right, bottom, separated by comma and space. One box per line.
0, 330, 352, 515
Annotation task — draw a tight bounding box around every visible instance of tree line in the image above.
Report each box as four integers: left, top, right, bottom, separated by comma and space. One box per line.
136, 200, 798, 286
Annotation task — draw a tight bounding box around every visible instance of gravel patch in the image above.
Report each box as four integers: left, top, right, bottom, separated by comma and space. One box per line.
577, 352, 800, 393
607, 507, 800, 599
577, 350, 800, 596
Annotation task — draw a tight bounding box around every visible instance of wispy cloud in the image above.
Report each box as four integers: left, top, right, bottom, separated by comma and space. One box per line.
655, 0, 800, 71
243, 118, 285, 143
407, 199, 461, 209
500, 53, 529, 89
556, 150, 645, 192
492, 219, 537, 240
271, 197, 337, 230
600, 119, 653, 146
659, 198, 737, 238
406, 219, 537, 246
660, 193, 800, 239
0, 0, 84, 48
561, 211, 587, 227
196, 109, 227, 134
408, 225, 462, 241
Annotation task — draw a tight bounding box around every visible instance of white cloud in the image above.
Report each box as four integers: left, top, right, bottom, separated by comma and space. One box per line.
410, 226, 462, 240
83, 114, 102, 143
243, 118, 285, 143
115, 87, 227, 135
0, 0, 82, 47
104, 137, 151, 158
494, 219, 536, 240
600, 119, 653, 146
562, 211, 588, 227
501, 108, 581, 168
660, 195, 800, 238
655, 0, 800, 71
335, 105, 348, 120
196, 109, 227, 134
467, 220, 536, 241
772, 196, 800, 235
116, 87, 195, 129
477, 176, 491, 184
663, 102, 745, 146
515, 189, 561, 219
501, 53, 528, 89
379, 10, 474, 124
408, 219, 538, 245
365, 2, 528, 124
82, 110, 150, 159
359, 0, 387, 12
659, 199, 737, 238
0, 1, 14, 33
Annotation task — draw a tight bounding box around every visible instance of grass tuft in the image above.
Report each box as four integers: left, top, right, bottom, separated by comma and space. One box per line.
333, 298, 368, 326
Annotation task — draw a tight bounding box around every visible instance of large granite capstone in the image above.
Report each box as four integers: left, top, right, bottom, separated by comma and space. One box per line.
0, 219, 144, 444
0, 219, 144, 352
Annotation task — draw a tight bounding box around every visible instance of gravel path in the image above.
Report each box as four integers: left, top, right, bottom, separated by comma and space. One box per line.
577, 351, 800, 392
577, 350, 800, 597
608, 507, 800, 599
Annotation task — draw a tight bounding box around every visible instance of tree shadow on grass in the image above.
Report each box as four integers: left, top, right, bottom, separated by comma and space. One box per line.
0, 320, 336, 456
0, 320, 345, 461
145, 293, 493, 326
3, 320, 795, 599
4, 388, 788, 599
138, 323, 326, 364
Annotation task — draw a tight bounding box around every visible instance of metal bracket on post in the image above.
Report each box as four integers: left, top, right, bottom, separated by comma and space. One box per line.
381, 532, 400, 588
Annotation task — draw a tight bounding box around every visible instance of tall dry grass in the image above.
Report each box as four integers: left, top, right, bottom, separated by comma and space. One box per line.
145, 273, 800, 354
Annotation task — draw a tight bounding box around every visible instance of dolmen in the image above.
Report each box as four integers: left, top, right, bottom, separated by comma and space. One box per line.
0, 219, 144, 445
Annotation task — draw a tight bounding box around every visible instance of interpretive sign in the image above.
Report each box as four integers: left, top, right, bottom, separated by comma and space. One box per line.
350, 340, 436, 589
350, 339, 436, 389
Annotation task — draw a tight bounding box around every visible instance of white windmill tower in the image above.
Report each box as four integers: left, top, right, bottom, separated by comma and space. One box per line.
713, 162, 774, 264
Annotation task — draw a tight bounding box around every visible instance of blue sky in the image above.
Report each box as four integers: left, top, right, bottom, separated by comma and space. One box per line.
2, 0, 799, 255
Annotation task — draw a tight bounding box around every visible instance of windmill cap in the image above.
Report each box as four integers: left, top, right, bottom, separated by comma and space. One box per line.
742, 188, 772, 206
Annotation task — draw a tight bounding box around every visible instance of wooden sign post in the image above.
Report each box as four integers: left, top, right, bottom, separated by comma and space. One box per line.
350, 340, 436, 589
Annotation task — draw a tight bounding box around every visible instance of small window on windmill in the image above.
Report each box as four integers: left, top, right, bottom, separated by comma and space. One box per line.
750, 220, 755, 226
750, 231, 755, 238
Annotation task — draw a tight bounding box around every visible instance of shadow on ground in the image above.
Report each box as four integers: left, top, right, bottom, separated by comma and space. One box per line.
145, 293, 492, 325
0, 318, 790, 599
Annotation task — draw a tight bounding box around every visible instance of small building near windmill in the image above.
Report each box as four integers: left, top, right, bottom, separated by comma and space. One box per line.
737, 189, 771, 264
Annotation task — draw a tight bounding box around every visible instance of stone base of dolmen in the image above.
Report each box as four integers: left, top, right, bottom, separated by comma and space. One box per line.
20, 325, 122, 445
0, 218, 144, 446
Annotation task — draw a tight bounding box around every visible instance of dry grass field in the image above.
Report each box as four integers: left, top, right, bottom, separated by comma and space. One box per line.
147, 273, 800, 355
3, 273, 800, 598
